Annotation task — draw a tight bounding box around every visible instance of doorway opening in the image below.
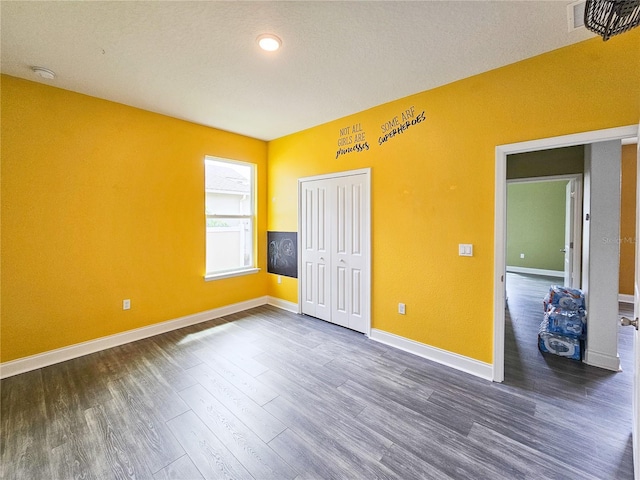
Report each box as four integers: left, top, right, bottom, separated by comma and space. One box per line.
495, 126, 638, 477
503, 156, 589, 390
506, 174, 583, 288
494, 125, 637, 382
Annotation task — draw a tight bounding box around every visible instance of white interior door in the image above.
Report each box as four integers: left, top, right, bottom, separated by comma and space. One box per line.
564, 180, 574, 287
563, 177, 583, 289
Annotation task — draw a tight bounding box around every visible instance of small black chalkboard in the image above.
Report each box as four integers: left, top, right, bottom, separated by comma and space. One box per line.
267, 231, 297, 278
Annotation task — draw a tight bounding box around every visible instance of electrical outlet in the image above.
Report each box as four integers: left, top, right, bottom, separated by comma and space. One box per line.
520, 253, 525, 259
123, 299, 131, 310
398, 303, 406, 315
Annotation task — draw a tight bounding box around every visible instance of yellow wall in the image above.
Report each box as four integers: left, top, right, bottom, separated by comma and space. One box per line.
267, 32, 640, 363
1, 75, 268, 362
620, 144, 637, 296
3, 31, 639, 366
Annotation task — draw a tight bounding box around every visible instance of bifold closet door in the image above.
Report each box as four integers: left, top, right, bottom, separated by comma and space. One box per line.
300, 179, 331, 321
300, 173, 368, 334
331, 175, 367, 333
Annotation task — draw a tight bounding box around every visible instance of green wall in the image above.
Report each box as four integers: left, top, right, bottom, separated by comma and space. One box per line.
507, 181, 567, 271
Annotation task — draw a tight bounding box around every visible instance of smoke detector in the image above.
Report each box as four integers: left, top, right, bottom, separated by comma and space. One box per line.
31, 66, 56, 80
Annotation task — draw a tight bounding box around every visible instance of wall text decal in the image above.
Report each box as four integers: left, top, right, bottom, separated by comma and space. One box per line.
336, 122, 370, 159
378, 106, 426, 145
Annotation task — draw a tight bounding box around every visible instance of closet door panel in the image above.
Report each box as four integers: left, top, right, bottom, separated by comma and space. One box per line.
300, 181, 330, 321
332, 180, 350, 328
346, 176, 367, 333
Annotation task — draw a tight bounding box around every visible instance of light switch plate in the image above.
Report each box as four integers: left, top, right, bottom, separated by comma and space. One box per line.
459, 244, 473, 257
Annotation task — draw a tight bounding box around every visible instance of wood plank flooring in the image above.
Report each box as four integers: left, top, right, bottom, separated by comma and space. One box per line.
505, 273, 635, 479
1, 275, 635, 479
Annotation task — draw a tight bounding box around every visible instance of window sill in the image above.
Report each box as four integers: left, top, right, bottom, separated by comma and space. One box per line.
204, 267, 261, 282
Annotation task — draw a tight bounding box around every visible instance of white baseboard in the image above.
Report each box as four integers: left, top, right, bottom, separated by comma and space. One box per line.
619, 294, 634, 304
584, 349, 621, 372
267, 296, 299, 313
0, 296, 270, 379
369, 329, 493, 381
506, 266, 564, 278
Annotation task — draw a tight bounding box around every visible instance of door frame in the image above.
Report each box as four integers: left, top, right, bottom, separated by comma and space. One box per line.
297, 168, 372, 336
505, 174, 583, 286
493, 125, 637, 383
633, 125, 639, 480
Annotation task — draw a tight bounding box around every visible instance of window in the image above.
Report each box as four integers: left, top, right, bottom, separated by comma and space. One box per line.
204, 157, 257, 279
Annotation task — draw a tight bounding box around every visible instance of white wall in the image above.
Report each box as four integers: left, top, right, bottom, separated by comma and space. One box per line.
583, 140, 622, 371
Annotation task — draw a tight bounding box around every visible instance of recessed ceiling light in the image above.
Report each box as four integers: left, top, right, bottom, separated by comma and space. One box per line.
257, 34, 282, 52
31, 66, 56, 80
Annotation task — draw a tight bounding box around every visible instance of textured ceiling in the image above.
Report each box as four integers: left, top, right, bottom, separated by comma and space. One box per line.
1, 1, 593, 141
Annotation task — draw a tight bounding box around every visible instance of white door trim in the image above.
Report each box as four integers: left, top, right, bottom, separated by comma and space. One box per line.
633, 124, 640, 480
298, 168, 372, 183
298, 168, 372, 336
493, 126, 637, 383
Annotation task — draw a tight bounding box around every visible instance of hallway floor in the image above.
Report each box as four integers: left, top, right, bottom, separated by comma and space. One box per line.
505, 272, 634, 478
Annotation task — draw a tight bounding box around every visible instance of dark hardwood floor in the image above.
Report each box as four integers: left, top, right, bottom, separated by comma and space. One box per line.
505, 272, 635, 480
1, 276, 635, 479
